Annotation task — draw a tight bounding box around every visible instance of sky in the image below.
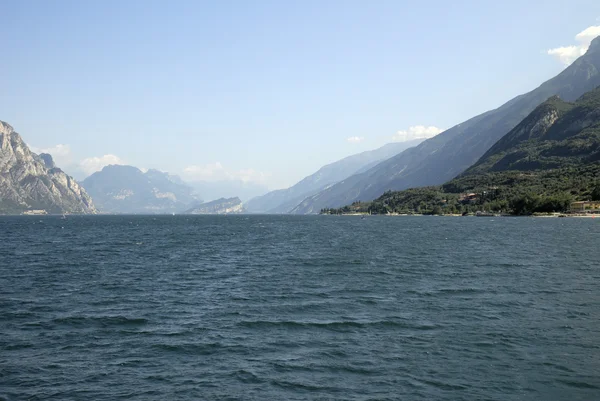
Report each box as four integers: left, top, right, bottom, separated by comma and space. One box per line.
2, 0, 600, 190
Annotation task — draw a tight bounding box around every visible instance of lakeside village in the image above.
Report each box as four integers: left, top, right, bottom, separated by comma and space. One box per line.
320, 190, 600, 218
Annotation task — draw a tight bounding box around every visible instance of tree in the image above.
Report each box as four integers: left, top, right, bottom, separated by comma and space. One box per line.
510, 193, 540, 215
592, 184, 600, 201
536, 193, 572, 213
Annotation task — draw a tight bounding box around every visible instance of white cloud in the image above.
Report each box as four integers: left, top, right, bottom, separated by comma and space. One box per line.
183, 162, 269, 184
346, 136, 364, 143
547, 25, 600, 66
547, 46, 587, 66
234, 168, 270, 184
575, 25, 600, 43
392, 125, 444, 142
30, 144, 73, 168
183, 162, 226, 181
79, 154, 124, 175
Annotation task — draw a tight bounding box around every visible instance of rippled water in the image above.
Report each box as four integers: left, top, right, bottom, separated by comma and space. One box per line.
1, 215, 599, 400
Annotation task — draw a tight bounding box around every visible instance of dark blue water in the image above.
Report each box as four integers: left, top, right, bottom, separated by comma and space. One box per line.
1, 215, 599, 400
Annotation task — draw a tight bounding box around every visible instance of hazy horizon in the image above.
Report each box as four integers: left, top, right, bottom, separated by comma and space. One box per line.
2, 1, 600, 189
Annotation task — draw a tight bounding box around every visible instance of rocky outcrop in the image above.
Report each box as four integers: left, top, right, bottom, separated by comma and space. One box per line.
0, 121, 96, 214
184, 197, 245, 214
39, 153, 56, 169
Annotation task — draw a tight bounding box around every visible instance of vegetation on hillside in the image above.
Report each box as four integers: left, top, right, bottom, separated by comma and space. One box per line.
322, 166, 600, 215
322, 88, 600, 216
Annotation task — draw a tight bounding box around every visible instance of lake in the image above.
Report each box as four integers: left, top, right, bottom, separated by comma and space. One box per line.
1, 215, 599, 400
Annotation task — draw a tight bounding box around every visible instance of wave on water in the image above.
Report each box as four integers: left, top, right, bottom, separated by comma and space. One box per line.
1, 215, 599, 400
237, 320, 439, 331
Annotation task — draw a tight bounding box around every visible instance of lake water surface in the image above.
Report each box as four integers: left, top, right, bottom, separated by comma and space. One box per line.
1, 215, 599, 400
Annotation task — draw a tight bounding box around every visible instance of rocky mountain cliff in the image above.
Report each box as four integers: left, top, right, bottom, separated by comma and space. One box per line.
292, 36, 600, 214
82, 165, 199, 214
184, 197, 244, 214
245, 139, 424, 213
0, 121, 96, 214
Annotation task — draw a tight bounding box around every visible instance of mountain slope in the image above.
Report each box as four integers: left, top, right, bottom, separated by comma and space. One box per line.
82, 165, 198, 214
0, 121, 96, 214
450, 87, 600, 182
331, 87, 600, 215
293, 36, 600, 214
184, 197, 244, 214
245, 139, 423, 213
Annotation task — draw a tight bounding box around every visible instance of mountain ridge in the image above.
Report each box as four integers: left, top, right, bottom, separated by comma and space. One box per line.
292, 38, 600, 214
82, 165, 198, 214
245, 139, 424, 213
328, 86, 600, 215
184, 197, 245, 214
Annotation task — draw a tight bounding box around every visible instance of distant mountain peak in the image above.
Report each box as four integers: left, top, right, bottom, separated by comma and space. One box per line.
100, 164, 140, 173
82, 163, 198, 214
39, 153, 56, 169
0, 120, 14, 134
589, 36, 600, 52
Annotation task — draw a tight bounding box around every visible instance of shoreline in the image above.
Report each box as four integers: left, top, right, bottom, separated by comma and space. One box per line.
324, 213, 599, 218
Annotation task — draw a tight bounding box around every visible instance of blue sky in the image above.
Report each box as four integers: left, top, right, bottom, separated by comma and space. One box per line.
2, 0, 600, 189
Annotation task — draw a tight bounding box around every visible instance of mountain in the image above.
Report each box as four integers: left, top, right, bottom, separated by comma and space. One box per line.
457, 93, 598, 175
0, 121, 96, 214
292, 36, 600, 214
82, 165, 198, 214
245, 139, 424, 213
328, 86, 600, 215
184, 197, 244, 214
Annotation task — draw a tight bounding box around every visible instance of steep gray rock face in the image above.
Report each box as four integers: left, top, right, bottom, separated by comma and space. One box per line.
184, 197, 244, 214
82, 165, 199, 214
292, 36, 600, 214
39, 153, 56, 169
245, 139, 424, 213
0, 121, 96, 214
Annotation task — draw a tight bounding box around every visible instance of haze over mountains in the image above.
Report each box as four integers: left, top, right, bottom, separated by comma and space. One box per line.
245, 139, 424, 213
184, 197, 245, 215
291, 36, 600, 213
187, 180, 267, 204
81, 165, 269, 214
0, 124, 269, 214
0, 121, 426, 215
81, 165, 199, 214
79, 139, 425, 214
